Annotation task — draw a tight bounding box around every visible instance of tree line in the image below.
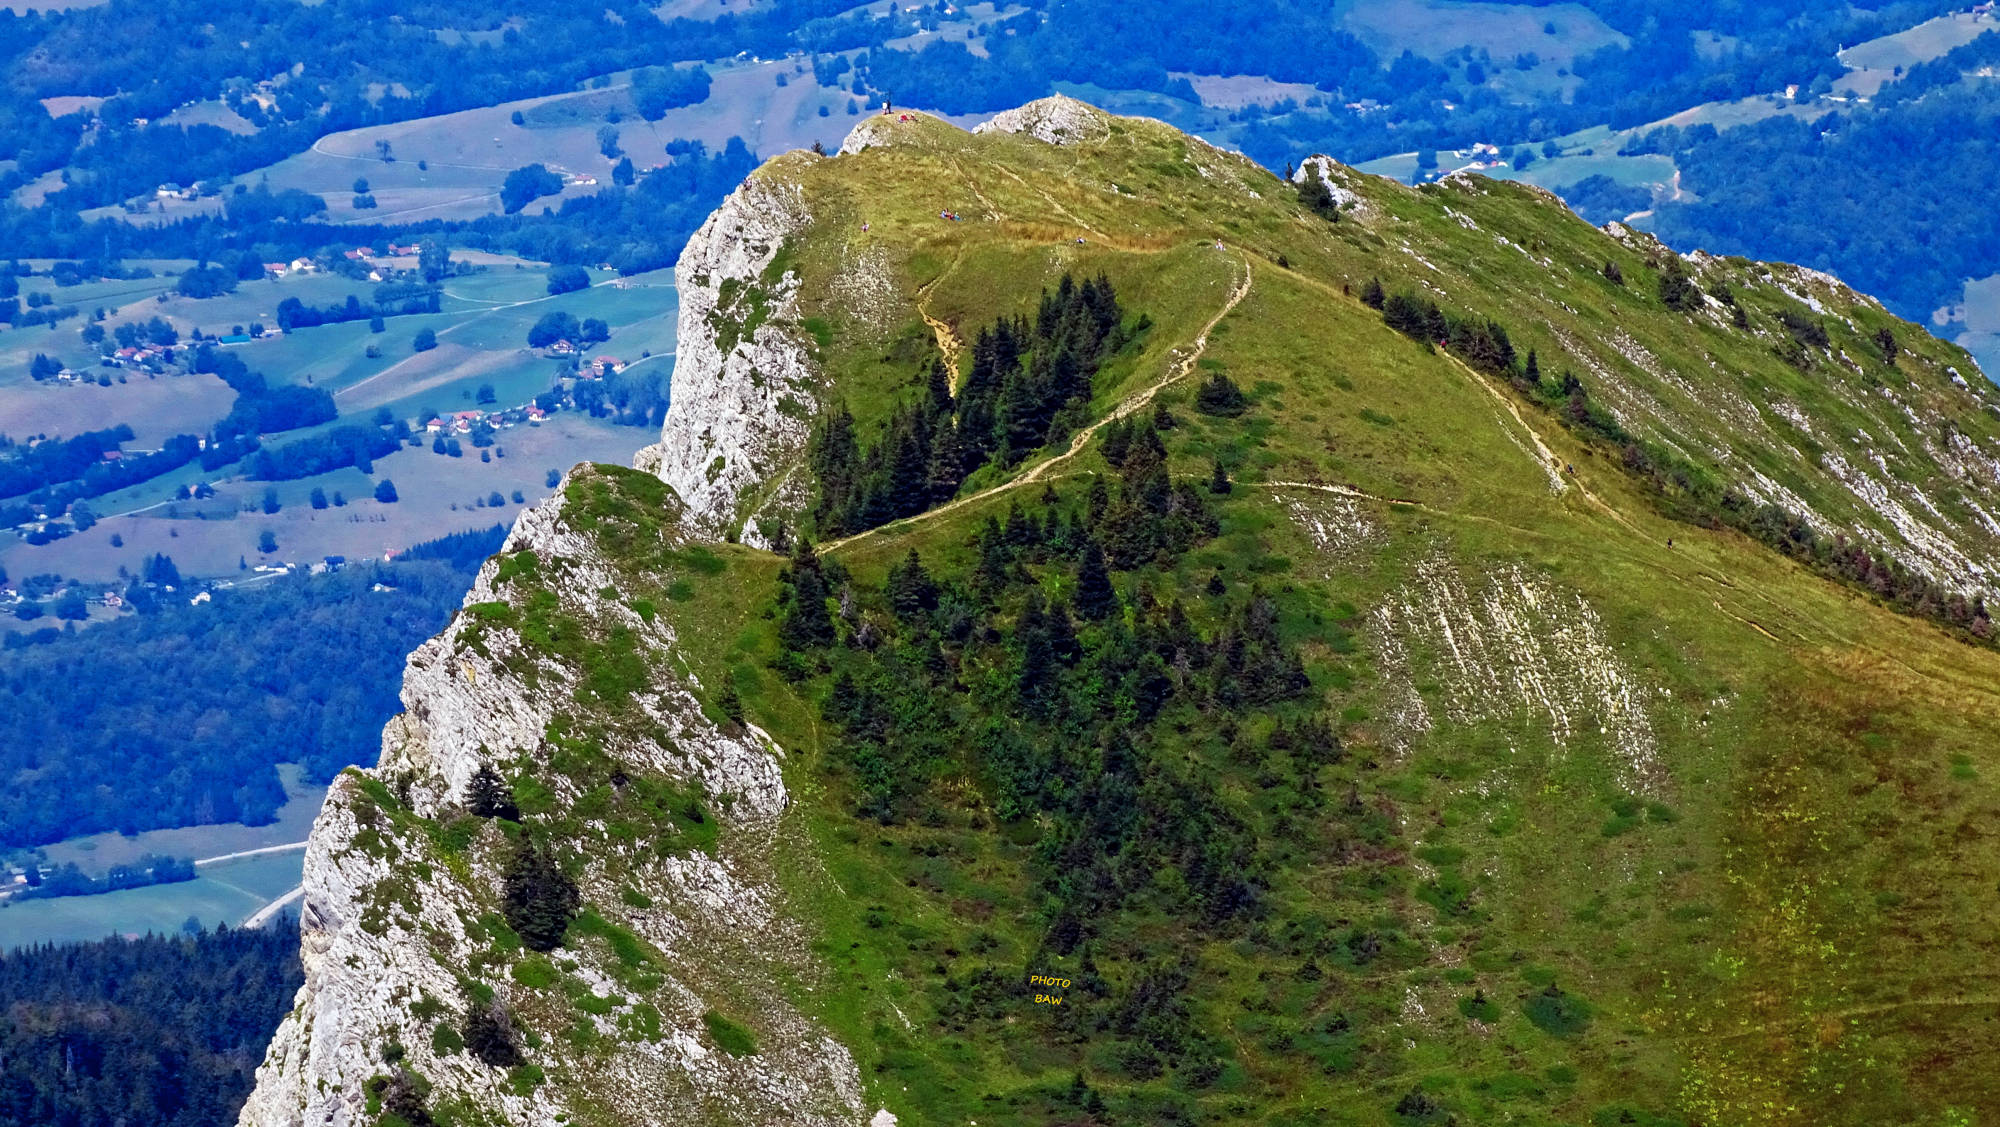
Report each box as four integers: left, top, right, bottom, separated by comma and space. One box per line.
1364, 277, 1997, 641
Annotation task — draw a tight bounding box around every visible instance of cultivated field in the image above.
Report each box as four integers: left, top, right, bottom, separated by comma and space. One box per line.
4, 412, 653, 582
33, 764, 326, 875
0, 260, 675, 584
0, 850, 303, 950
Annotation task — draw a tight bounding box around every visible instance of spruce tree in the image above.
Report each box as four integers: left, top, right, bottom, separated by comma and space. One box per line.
1875, 326, 1897, 365
1360, 276, 1385, 309
1195, 372, 1248, 417
780, 539, 837, 650
716, 679, 744, 726
1209, 460, 1232, 495
886, 550, 939, 618
1074, 540, 1117, 621
464, 763, 518, 820
462, 1002, 521, 1067
501, 838, 579, 952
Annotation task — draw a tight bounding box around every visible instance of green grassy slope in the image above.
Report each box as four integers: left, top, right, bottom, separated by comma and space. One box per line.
458, 103, 2000, 1125
740, 106, 2000, 1124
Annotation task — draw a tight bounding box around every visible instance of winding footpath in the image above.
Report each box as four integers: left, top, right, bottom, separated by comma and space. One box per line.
826, 252, 1252, 554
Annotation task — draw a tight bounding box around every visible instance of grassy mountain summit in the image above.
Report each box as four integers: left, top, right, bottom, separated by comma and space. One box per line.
247, 98, 2000, 1127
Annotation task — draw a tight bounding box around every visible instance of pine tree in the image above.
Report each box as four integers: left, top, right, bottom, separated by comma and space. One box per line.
502, 838, 579, 952
1875, 326, 1897, 365
462, 1002, 521, 1067
780, 539, 837, 650
1208, 460, 1232, 495
1360, 276, 1385, 309
464, 763, 518, 821
1074, 540, 1117, 621
886, 550, 939, 618
716, 679, 744, 726
1195, 372, 1248, 417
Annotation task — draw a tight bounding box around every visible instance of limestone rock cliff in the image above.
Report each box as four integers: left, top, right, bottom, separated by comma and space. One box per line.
636, 164, 820, 549
237, 468, 871, 1127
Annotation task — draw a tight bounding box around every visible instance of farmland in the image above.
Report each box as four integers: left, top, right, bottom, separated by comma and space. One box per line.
0, 258, 675, 588
0, 763, 327, 950
0, 850, 304, 950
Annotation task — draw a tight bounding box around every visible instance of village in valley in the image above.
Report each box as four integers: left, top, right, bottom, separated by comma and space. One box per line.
0, 243, 676, 630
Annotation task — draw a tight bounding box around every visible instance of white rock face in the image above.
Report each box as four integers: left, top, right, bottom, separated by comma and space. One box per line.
636, 165, 820, 548
974, 93, 1108, 145
240, 474, 868, 1123
1292, 155, 1373, 218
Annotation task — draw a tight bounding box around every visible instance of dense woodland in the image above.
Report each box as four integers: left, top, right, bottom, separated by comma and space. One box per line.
1649, 70, 2000, 318
0, 926, 301, 1127
0, 525, 504, 847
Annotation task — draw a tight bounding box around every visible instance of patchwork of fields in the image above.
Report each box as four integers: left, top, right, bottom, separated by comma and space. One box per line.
0, 259, 674, 586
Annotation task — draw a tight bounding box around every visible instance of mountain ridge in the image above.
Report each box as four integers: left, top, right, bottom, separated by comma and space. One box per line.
242, 97, 2000, 1127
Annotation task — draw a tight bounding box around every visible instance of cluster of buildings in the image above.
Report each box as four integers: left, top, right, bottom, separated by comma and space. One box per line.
340, 244, 424, 262
539, 343, 628, 378
422, 404, 548, 436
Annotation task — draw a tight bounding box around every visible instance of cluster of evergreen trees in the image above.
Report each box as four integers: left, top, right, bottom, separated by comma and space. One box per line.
13, 853, 195, 900
0, 425, 136, 500
273, 286, 441, 331
0, 925, 301, 1127
192, 345, 338, 443
774, 424, 1352, 1081
806, 273, 1135, 536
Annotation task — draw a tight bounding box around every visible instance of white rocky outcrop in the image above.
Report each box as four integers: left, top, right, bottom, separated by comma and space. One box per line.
636, 166, 820, 548
1370, 557, 1662, 793
238, 466, 872, 1126
1292, 155, 1372, 217
974, 93, 1108, 145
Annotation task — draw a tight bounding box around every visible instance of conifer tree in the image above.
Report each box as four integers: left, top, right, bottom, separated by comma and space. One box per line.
462, 1002, 521, 1067
780, 539, 837, 650
1209, 460, 1232, 495
1074, 540, 1117, 621
716, 679, 744, 726
464, 763, 519, 821
886, 550, 939, 618
501, 838, 579, 952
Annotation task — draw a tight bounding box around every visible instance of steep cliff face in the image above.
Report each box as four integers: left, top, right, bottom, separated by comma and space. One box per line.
238, 469, 870, 1127
636, 162, 821, 550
